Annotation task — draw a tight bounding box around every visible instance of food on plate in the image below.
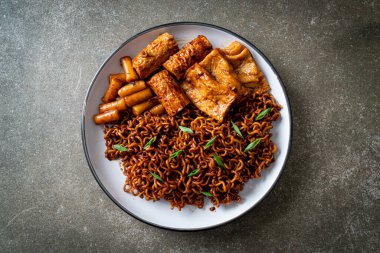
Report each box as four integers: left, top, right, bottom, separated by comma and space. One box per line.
94, 110, 120, 125
133, 32, 179, 79
199, 49, 241, 92
118, 80, 147, 97
131, 97, 160, 116
163, 35, 212, 80
181, 63, 237, 121
149, 104, 165, 115
246, 71, 269, 92
99, 98, 127, 113
102, 77, 124, 103
104, 93, 281, 209
121, 56, 139, 82
222, 41, 270, 93
147, 70, 190, 116
109, 73, 126, 83
123, 88, 153, 107
93, 33, 281, 210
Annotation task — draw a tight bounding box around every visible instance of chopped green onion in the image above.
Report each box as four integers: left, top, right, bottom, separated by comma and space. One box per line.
204, 136, 217, 150
179, 126, 194, 134
144, 136, 156, 150
255, 108, 271, 120
201, 191, 213, 197
231, 121, 244, 138
150, 172, 163, 182
187, 169, 200, 177
113, 144, 128, 152
244, 138, 262, 153
169, 150, 183, 159
213, 154, 226, 170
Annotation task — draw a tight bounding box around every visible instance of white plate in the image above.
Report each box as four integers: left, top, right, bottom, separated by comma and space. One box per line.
81, 22, 292, 231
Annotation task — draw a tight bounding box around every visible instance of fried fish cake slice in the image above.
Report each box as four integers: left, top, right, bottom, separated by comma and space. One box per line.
222, 41, 270, 94
147, 70, 190, 116
163, 35, 212, 80
181, 63, 237, 122
199, 48, 250, 99
132, 32, 179, 79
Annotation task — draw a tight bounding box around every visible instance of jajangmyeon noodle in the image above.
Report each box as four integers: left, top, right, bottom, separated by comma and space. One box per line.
104, 91, 281, 210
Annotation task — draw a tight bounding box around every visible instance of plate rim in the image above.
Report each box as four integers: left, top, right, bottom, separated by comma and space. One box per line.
81, 21, 293, 231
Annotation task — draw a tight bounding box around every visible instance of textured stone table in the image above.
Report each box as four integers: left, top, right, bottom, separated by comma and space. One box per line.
1, 1, 379, 252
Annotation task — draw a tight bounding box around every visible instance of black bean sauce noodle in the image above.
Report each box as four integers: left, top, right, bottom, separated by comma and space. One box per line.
104, 91, 281, 210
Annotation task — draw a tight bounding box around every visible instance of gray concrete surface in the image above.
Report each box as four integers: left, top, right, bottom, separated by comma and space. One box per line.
1, 0, 379, 252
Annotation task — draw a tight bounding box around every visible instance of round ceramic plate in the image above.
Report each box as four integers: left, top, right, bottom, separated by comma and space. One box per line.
82, 22, 292, 231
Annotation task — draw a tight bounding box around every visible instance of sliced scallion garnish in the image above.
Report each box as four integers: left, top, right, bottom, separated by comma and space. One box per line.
213, 154, 226, 170
179, 126, 193, 134
187, 169, 200, 177
169, 150, 183, 159
244, 138, 262, 153
204, 136, 217, 150
231, 121, 244, 138
113, 144, 128, 152
201, 191, 213, 197
255, 108, 271, 121
150, 172, 163, 182
144, 136, 156, 150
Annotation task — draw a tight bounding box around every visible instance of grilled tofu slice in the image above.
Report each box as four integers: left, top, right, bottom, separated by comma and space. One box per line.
132, 32, 179, 79
147, 70, 190, 116
181, 63, 237, 122
222, 41, 270, 93
163, 35, 212, 80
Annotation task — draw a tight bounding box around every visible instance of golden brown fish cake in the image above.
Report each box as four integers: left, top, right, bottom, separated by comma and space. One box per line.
147, 70, 190, 116
132, 32, 179, 79
163, 35, 212, 80
181, 63, 237, 122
